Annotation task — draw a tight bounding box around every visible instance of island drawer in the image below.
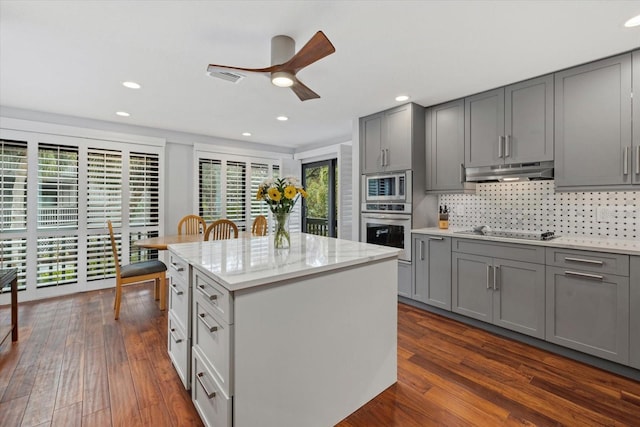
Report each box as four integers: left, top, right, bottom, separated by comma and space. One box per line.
193, 290, 233, 396
546, 248, 629, 276
169, 250, 190, 284
193, 267, 233, 324
169, 274, 190, 333
452, 238, 545, 264
192, 346, 232, 427
168, 312, 191, 390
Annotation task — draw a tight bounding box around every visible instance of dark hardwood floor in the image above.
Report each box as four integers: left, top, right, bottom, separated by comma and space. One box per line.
1, 285, 639, 426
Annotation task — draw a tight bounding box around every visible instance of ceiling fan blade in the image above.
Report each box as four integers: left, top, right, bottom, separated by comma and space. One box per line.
284, 31, 336, 72
290, 78, 320, 101
207, 63, 279, 74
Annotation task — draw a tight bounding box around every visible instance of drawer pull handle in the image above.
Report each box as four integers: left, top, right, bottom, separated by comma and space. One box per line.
196, 372, 217, 399
170, 262, 184, 272
428, 236, 444, 241
564, 270, 604, 281
170, 328, 183, 343
197, 284, 218, 301
170, 283, 183, 296
564, 257, 603, 266
198, 312, 218, 333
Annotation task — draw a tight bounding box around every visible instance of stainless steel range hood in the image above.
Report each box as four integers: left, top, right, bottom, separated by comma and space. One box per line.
465, 161, 554, 183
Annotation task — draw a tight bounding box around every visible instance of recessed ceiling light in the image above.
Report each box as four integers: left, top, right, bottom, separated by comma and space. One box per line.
122, 81, 141, 89
116, 111, 130, 117
242, 132, 252, 136
395, 95, 409, 102
624, 14, 640, 27
276, 116, 289, 121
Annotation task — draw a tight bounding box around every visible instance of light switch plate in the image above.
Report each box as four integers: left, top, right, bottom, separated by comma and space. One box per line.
596, 206, 615, 223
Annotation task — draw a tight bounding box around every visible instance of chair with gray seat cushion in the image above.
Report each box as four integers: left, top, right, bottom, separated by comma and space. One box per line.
108, 220, 167, 320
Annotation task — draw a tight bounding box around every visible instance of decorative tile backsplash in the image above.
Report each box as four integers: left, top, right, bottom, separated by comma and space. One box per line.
439, 181, 639, 240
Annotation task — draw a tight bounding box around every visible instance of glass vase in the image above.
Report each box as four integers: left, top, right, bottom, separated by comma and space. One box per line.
273, 211, 291, 249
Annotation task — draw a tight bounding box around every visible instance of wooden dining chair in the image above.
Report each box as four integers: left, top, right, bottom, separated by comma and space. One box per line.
177, 214, 207, 235
108, 220, 168, 320
204, 219, 239, 240
251, 215, 268, 236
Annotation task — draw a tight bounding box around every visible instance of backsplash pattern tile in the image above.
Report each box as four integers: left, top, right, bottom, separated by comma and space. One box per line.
439, 181, 639, 239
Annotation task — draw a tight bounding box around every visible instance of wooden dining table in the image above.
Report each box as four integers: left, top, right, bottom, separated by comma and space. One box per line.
134, 232, 252, 250
133, 234, 206, 250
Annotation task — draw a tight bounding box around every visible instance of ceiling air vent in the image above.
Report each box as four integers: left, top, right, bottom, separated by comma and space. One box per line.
206, 65, 245, 83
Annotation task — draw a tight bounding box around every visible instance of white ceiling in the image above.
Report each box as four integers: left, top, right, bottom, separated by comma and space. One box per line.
1, 1, 639, 150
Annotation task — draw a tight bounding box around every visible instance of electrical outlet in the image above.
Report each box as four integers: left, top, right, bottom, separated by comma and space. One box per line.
596, 206, 615, 223
455, 205, 465, 216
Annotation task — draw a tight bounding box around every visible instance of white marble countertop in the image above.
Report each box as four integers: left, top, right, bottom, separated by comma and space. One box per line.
168, 233, 401, 291
412, 227, 640, 256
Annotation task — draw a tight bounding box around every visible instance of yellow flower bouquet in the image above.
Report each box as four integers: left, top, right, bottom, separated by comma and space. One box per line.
256, 176, 307, 248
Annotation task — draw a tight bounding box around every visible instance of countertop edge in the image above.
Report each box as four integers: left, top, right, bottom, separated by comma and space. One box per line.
411, 227, 640, 256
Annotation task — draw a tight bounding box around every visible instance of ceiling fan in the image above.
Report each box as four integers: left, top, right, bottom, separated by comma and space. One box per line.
207, 31, 335, 101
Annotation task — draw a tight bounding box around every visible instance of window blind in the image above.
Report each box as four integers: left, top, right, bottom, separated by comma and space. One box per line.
226, 161, 247, 230
87, 148, 122, 228
129, 152, 159, 227
250, 163, 269, 221
38, 144, 79, 229
199, 159, 222, 222
0, 140, 28, 232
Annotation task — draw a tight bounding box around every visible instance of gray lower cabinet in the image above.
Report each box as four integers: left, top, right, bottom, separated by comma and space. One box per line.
425, 100, 465, 192
398, 260, 412, 298
413, 234, 451, 309
545, 248, 630, 364
631, 256, 640, 369
554, 53, 633, 189
451, 239, 545, 339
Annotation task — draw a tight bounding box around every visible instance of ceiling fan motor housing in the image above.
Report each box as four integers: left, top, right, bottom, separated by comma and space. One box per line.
271, 35, 295, 85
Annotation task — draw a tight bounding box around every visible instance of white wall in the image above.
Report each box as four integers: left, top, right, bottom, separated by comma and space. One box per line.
165, 142, 194, 235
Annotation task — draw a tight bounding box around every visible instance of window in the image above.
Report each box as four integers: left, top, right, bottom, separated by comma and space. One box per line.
197, 153, 280, 232
199, 159, 222, 222
0, 126, 164, 302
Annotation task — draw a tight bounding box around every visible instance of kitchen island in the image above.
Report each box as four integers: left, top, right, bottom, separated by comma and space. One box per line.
167, 233, 400, 427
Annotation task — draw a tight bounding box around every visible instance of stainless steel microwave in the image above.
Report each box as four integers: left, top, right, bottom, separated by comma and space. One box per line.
362, 171, 412, 203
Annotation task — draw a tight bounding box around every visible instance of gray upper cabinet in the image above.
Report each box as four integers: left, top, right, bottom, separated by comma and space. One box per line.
633, 51, 640, 185
360, 103, 423, 174
413, 234, 452, 309
425, 99, 465, 192
554, 53, 633, 189
465, 74, 553, 168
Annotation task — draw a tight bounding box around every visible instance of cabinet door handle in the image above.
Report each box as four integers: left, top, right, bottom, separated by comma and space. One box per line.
564, 257, 603, 266
486, 265, 491, 289
198, 312, 218, 333
498, 136, 504, 158
635, 146, 639, 175
170, 262, 184, 272
419, 240, 424, 261
505, 135, 511, 158
170, 328, 183, 344
385, 148, 390, 166
459, 163, 465, 183
428, 236, 444, 241
493, 265, 499, 290
197, 284, 218, 301
381, 148, 385, 167
623, 146, 629, 175
564, 270, 604, 281
170, 283, 183, 296
196, 372, 217, 399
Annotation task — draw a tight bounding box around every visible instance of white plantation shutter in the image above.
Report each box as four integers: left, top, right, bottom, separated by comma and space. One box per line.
129, 152, 160, 262
38, 144, 79, 229
36, 143, 79, 288
87, 148, 122, 228
226, 161, 247, 230
0, 140, 28, 291
199, 159, 222, 222
250, 163, 269, 221
129, 152, 159, 227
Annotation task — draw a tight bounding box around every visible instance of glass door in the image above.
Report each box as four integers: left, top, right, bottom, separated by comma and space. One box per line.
302, 159, 337, 237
